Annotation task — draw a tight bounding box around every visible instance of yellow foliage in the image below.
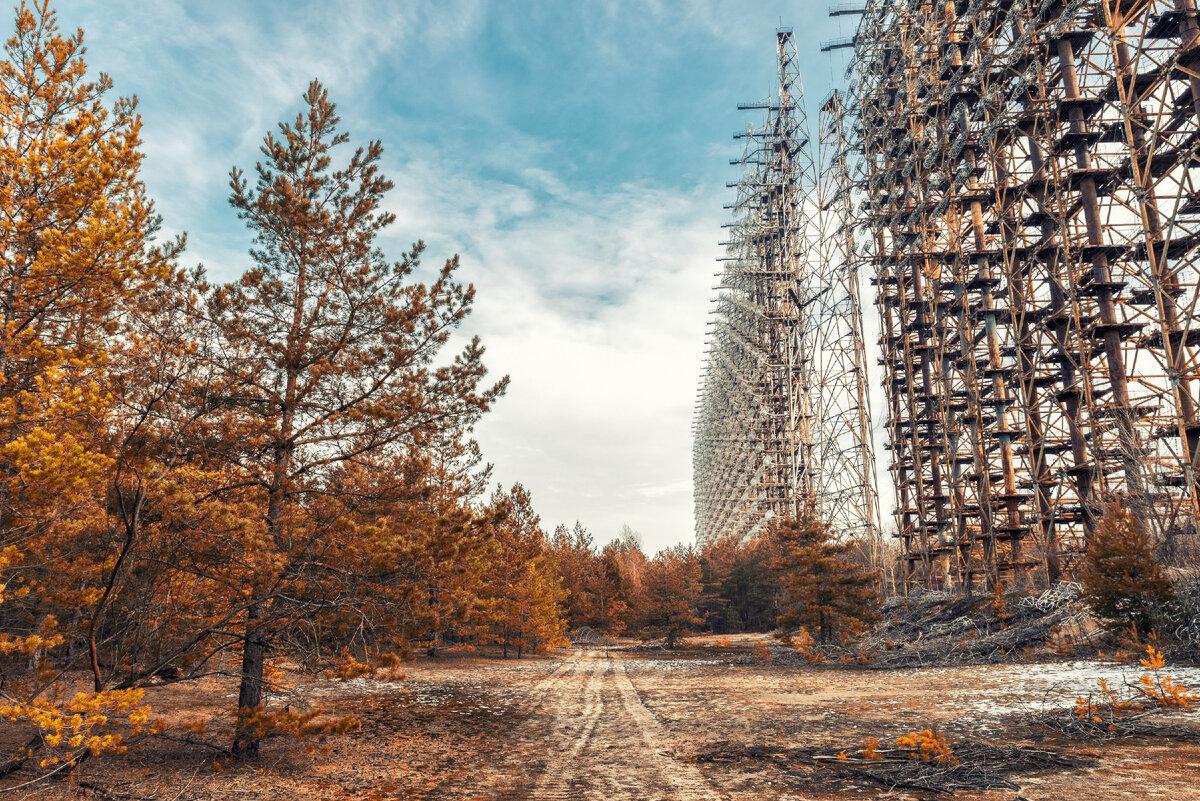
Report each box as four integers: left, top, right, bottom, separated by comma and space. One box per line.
897, 728, 958, 766
0, 686, 152, 762
862, 736, 881, 761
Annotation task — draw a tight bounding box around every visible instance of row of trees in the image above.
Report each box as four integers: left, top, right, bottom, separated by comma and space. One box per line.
0, 2, 569, 769
550, 509, 880, 648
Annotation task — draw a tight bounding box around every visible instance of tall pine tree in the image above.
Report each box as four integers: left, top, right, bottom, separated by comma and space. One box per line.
207, 81, 506, 758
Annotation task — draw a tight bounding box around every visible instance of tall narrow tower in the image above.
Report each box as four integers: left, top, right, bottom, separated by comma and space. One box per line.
694, 30, 882, 555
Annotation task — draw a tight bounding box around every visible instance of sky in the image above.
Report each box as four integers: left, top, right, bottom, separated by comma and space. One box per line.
52, 1, 863, 554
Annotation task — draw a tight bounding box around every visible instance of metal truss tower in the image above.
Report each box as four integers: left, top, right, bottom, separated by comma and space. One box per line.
844, 0, 1200, 592
693, 30, 883, 556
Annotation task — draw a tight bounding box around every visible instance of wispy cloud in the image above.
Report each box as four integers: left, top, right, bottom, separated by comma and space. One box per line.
378, 151, 718, 546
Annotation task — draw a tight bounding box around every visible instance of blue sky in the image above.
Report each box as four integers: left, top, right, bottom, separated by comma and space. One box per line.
52, 1, 861, 554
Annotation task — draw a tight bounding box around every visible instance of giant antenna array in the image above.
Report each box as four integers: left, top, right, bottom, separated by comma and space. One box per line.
697, 2, 1200, 595
844, 0, 1200, 592
693, 29, 883, 558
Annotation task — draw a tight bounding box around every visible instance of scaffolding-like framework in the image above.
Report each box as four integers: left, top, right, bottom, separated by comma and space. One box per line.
693, 30, 883, 555
842, 0, 1200, 592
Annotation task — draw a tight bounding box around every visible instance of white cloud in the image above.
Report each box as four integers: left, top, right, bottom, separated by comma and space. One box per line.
378, 153, 718, 552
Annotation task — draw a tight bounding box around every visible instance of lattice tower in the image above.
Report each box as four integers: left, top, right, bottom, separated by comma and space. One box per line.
694, 30, 883, 555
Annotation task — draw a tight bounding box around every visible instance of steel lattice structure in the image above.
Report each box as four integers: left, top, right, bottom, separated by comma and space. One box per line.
693, 30, 883, 557
695, 3, 1200, 593
840, 0, 1200, 592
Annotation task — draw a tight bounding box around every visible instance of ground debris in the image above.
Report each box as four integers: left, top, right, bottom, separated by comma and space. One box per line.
834, 586, 1093, 669
694, 738, 1093, 796
1030, 707, 1200, 741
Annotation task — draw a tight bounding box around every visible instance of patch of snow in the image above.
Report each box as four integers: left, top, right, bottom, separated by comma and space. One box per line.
622, 658, 725, 672
953, 660, 1200, 717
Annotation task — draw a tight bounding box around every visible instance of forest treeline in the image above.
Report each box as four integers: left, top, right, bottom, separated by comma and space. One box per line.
550, 515, 878, 648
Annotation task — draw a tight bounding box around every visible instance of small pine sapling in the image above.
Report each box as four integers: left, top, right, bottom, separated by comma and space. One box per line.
1082, 500, 1175, 638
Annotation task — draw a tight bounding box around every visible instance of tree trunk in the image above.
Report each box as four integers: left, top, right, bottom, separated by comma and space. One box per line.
232, 602, 266, 760
233, 360, 292, 759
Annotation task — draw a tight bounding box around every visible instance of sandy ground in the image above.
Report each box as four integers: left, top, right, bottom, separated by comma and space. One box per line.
10, 637, 1200, 800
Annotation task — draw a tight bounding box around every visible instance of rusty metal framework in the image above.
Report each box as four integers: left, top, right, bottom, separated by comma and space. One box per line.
845, 0, 1200, 592
693, 30, 882, 555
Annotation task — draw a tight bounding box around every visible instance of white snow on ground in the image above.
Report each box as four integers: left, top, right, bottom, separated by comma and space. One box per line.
621, 658, 726, 672
948, 660, 1200, 718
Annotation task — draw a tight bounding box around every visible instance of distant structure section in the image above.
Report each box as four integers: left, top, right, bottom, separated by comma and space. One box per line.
693, 30, 882, 558
845, 0, 1200, 592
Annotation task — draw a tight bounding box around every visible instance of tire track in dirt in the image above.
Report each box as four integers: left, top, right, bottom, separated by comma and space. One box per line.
522, 650, 724, 801
443, 650, 725, 800
431, 650, 585, 800
609, 656, 724, 800
530, 652, 608, 799
526, 649, 584, 703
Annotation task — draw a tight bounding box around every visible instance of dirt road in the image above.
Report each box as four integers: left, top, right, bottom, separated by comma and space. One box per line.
512, 649, 720, 800
17, 639, 1200, 800
441, 644, 1200, 800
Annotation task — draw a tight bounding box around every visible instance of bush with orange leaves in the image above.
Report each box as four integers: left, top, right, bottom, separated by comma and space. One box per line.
750, 640, 773, 664
779, 627, 825, 664
861, 736, 882, 761
1072, 678, 1134, 730
234, 706, 360, 745
326, 650, 406, 682
896, 728, 958, 766
1134, 646, 1198, 709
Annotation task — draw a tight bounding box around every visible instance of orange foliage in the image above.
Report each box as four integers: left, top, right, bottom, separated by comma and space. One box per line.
1135, 647, 1198, 709
862, 736, 881, 761
0, 1, 574, 776
897, 728, 958, 766
235, 705, 361, 743
1075, 646, 1198, 727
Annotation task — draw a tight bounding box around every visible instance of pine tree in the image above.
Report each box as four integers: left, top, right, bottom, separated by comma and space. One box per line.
643, 545, 702, 648
772, 507, 880, 644
0, 1, 179, 772
699, 533, 782, 634
206, 81, 506, 758
551, 521, 603, 630
1082, 499, 1175, 637
477, 484, 566, 657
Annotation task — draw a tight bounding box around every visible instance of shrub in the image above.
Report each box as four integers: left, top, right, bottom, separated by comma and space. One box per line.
896, 728, 957, 766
